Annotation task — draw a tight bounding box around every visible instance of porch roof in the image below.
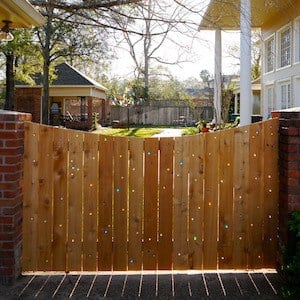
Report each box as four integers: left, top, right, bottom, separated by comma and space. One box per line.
199, 0, 294, 30
0, 0, 45, 29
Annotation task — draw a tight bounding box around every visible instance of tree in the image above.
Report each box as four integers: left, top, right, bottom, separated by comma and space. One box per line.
0, 29, 42, 110
225, 29, 262, 80
29, 0, 142, 124
110, 0, 201, 100
34, 8, 111, 123
200, 69, 212, 87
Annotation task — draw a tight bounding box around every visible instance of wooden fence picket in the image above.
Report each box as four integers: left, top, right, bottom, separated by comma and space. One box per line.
98, 135, 113, 271
143, 138, 159, 270
128, 138, 144, 270
113, 137, 129, 271
37, 125, 54, 271
83, 133, 99, 271
218, 129, 234, 269
188, 134, 204, 269
203, 132, 219, 269
52, 127, 68, 271
23, 122, 40, 271
158, 138, 174, 270
68, 131, 84, 271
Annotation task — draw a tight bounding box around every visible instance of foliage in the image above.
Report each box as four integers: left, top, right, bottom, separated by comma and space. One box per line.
196, 119, 208, 130
200, 69, 211, 86
91, 112, 101, 131
225, 29, 261, 80
102, 73, 192, 103
0, 29, 43, 109
0, 29, 42, 83
182, 127, 199, 136
281, 211, 300, 299
109, 0, 198, 100
107, 80, 144, 107
149, 74, 192, 101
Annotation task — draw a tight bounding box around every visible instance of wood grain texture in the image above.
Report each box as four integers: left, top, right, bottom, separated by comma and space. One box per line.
52, 127, 68, 271
158, 138, 174, 270
128, 138, 144, 270
22, 120, 279, 271
143, 138, 159, 270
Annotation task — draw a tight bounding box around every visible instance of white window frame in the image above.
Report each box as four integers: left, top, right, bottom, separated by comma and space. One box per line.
277, 24, 292, 69
266, 85, 275, 116
279, 80, 292, 109
265, 35, 275, 73
294, 17, 300, 63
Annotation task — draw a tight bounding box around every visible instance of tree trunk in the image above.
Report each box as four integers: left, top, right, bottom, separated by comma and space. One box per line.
144, 53, 149, 101
4, 53, 15, 111
42, 58, 50, 124
41, 18, 52, 124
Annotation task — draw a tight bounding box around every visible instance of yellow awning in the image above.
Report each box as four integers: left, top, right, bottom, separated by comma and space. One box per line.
0, 0, 45, 29
199, 0, 298, 30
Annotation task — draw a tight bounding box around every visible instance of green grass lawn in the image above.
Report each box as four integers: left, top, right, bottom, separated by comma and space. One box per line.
93, 127, 163, 138
93, 126, 200, 138
181, 127, 199, 135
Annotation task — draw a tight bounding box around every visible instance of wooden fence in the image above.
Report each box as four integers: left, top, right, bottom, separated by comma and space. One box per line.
22, 119, 279, 272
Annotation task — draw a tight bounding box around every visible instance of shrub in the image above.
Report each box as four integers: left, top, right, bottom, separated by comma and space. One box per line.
281, 211, 300, 299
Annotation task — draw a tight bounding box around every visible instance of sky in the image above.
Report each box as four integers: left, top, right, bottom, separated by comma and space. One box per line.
110, 30, 240, 80
109, 1, 241, 81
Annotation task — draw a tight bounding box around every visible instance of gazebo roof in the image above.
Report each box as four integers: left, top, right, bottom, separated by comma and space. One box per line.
199, 0, 298, 30
15, 62, 107, 93
52, 62, 107, 92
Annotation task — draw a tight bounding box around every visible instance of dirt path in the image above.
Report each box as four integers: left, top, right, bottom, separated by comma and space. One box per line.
152, 128, 182, 137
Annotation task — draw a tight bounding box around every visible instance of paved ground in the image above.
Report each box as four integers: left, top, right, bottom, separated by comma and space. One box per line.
152, 128, 183, 138
0, 271, 283, 299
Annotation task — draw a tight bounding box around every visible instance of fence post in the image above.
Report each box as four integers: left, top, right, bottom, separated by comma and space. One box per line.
272, 108, 300, 269
0, 110, 31, 285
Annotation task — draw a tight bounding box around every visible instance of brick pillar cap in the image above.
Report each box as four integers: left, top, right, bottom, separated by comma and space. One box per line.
271, 107, 300, 119
0, 110, 32, 121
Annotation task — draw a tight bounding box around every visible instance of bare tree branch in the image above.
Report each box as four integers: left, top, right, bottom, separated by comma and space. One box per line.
30, 0, 141, 10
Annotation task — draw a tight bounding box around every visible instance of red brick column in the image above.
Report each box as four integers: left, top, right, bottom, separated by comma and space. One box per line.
0, 110, 31, 284
272, 108, 300, 267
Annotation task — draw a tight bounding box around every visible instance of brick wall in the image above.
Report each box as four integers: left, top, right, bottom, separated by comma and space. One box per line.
0, 110, 31, 284
272, 108, 300, 269
14, 88, 42, 123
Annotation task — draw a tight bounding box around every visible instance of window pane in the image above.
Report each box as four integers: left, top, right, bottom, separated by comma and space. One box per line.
281, 28, 291, 67
267, 38, 274, 72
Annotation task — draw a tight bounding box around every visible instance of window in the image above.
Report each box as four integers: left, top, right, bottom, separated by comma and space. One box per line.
280, 27, 291, 67
294, 18, 300, 62
266, 37, 275, 72
267, 86, 275, 115
280, 82, 292, 109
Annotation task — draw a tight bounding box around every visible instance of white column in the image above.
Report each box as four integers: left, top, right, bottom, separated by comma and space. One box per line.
240, 0, 252, 125
214, 28, 222, 124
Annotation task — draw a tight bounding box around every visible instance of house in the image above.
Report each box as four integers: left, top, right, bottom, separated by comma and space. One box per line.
15, 62, 108, 129
186, 87, 214, 121
232, 77, 261, 117
200, 0, 300, 121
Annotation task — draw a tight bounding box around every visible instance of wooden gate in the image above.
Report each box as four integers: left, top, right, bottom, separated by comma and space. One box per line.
22, 119, 279, 272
